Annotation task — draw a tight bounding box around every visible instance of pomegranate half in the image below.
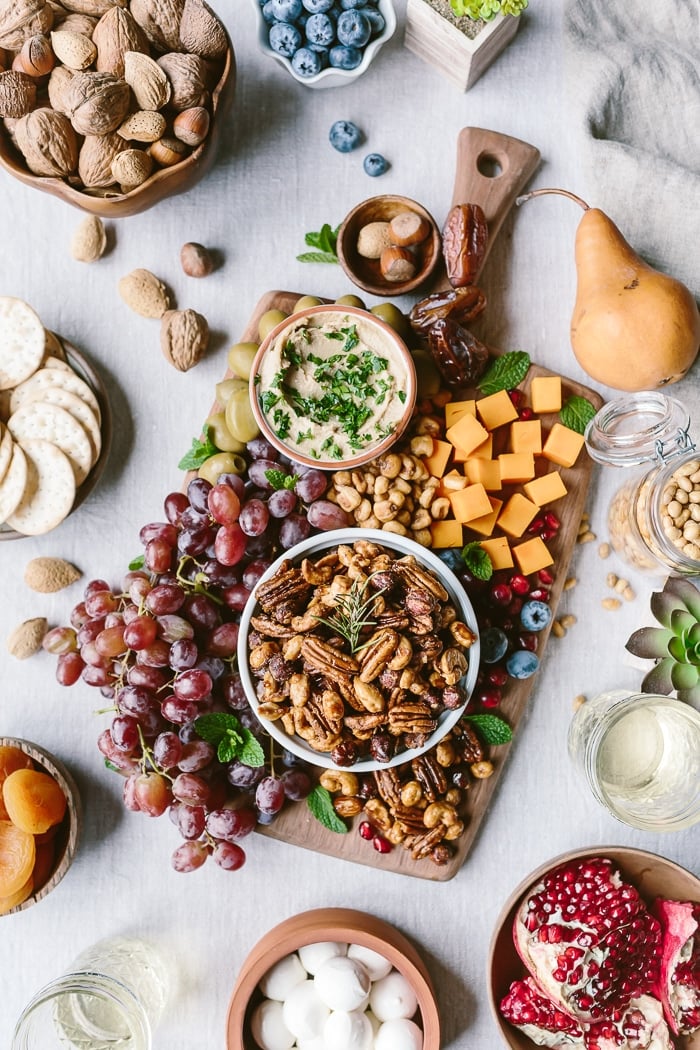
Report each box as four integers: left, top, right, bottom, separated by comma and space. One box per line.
652, 898, 700, 1035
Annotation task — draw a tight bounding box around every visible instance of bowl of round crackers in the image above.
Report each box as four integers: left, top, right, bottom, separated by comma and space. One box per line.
0, 297, 110, 539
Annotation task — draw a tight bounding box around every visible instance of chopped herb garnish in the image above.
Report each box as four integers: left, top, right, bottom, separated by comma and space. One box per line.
397, 390, 407, 404
272, 408, 291, 439
283, 340, 303, 367
261, 390, 280, 413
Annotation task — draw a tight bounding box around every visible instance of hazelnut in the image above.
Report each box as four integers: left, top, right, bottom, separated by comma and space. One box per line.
379, 245, 417, 283
180, 241, 214, 278
17, 35, 55, 78
356, 220, 391, 260
149, 135, 189, 167
388, 209, 431, 247
172, 105, 210, 147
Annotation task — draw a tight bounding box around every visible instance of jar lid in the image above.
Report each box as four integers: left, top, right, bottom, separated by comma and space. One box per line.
585, 392, 694, 468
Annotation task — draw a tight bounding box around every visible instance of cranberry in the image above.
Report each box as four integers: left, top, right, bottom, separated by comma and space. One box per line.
487, 667, 509, 687
528, 588, 550, 602
490, 582, 512, 606
372, 835, 392, 854
538, 568, 554, 585
544, 511, 561, 531
518, 632, 539, 652
509, 573, 530, 595
478, 687, 502, 708
359, 821, 373, 841
519, 406, 535, 420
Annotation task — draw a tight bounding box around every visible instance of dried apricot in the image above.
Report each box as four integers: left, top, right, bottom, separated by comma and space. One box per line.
0, 873, 33, 915
0, 819, 35, 897
2, 768, 67, 835
0, 746, 34, 820
32, 839, 56, 892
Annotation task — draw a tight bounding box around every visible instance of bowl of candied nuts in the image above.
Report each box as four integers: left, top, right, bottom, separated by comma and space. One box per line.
237, 529, 480, 772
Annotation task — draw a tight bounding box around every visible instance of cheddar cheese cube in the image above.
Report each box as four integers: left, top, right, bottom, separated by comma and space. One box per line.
510, 419, 542, 455
524, 471, 568, 506
465, 458, 501, 491
542, 423, 585, 468
476, 389, 519, 430
449, 483, 493, 523
497, 493, 539, 537
445, 400, 477, 428
513, 536, 554, 574
499, 452, 536, 483
430, 519, 463, 549
531, 375, 562, 414
446, 413, 489, 457
455, 434, 493, 463
465, 497, 503, 536
479, 536, 513, 570
423, 438, 453, 478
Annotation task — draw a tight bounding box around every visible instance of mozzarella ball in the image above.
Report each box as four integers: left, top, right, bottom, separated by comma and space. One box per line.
347, 944, 392, 981
298, 941, 347, 975
369, 970, 418, 1021
323, 1009, 374, 1050
259, 953, 307, 1001
282, 979, 330, 1041
250, 1000, 295, 1050
314, 956, 371, 1012
374, 1017, 423, 1050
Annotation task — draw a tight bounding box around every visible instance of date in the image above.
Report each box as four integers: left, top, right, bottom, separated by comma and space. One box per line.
427, 318, 490, 388
442, 203, 489, 287
409, 285, 487, 336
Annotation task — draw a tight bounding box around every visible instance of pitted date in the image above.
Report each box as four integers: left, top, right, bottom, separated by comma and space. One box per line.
442, 203, 489, 287
408, 286, 487, 337
427, 318, 490, 388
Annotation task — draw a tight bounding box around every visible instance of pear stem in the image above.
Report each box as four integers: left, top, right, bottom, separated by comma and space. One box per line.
515, 188, 591, 211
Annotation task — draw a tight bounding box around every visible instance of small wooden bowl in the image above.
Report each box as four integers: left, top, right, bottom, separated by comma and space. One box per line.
337, 195, 442, 297
226, 907, 441, 1050
0, 737, 81, 915
488, 846, 700, 1050
0, 43, 235, 218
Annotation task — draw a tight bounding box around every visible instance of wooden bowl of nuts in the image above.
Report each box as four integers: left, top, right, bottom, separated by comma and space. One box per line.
0, 737, 81, 915
237, 529, 480, 772
337, 195, 442, 297
488, 847, 700, 1050
226, 907, 441, 1050
0, 0, 235, 218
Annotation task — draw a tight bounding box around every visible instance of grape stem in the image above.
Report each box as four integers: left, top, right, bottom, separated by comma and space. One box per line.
137, 724, 173, 781
176, 556, 225, 605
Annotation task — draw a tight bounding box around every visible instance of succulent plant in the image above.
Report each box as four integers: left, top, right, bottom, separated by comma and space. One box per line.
449, 0, 528, 20
625, 576, 700, 709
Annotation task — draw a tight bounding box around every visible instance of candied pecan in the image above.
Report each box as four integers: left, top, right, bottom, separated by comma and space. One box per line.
456, 723, 484, 764
250, 615, 296, 638
256, 565, 312, 613
404, 825, 448, 860
387, 701, 436, 736
376, 611, 410, 631
301, 637, 360, 676
374, 767, 401, 807
344, 713, 387, 739
358, 628, 399, 682
393, 804, 427, 833
392, 558, 449, 601
411, 753, 448, 800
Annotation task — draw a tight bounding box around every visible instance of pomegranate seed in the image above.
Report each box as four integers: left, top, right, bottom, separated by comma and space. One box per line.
487, 667, 509, 687
540, 526, 558, 542
518, 633, 538, 652
544, 510, 561, 530
372, 835, 392, 854
358, 821, 373, 841
508, 388, 525, 408
528, 587, 550, 602
478, 687, 501, 708
519, 406, 535, 420
508, 597, 524, 616
538, 568, 554, 585
490, 582, 512, 606
528, 516, 545, 534
509, 573, 530, 595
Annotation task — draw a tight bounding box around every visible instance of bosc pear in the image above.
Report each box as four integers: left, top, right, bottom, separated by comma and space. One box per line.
517, 189, 700, 391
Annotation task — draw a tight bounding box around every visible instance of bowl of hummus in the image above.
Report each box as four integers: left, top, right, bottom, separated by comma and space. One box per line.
249, 305, 416, 470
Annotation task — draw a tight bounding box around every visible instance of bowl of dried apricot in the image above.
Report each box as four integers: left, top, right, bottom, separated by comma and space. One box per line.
0, 737, 81, 915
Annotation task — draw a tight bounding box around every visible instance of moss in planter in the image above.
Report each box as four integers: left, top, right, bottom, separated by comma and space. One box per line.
421, 0, 487, 38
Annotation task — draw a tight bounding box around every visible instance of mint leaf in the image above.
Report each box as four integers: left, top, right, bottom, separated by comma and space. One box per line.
128, 554, 145, 571
461, 541, 493, 581
463, 713, 513, 745
194, 713, 265, 767
178, 426, 219, 470
307, 785, 348, 834
477, 351, 531, 395
560, 395, 596, 435
298, 224, 339, 263
265, 469, 300, 491
297, 251, 339, 265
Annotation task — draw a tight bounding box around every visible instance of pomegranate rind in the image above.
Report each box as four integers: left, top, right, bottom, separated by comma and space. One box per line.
651, 897, 700, 1035
500, 976, 585, 1048
585, 996, 673, 1050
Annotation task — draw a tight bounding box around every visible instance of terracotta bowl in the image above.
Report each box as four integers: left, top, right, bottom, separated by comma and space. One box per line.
488, 846, 700, 1050
0, 337, 112, 541
249, 303, 416, 471
0, 737, 81, 915
226, 907, 440, 1050
337, 195, 442, 297
237, 528, 480, 772
0, 42, 235, 218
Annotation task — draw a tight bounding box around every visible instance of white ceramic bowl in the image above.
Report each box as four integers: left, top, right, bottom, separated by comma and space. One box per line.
237, 528, 480, 772
250, 0, 397, 89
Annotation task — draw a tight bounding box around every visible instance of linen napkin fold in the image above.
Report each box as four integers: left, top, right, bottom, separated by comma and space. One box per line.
564, 0, 700, 299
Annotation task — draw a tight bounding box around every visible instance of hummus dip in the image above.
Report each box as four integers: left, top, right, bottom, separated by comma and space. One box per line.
255, 312, 410, 461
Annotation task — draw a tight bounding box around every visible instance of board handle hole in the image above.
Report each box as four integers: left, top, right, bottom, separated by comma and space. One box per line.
476, 152, 503, 178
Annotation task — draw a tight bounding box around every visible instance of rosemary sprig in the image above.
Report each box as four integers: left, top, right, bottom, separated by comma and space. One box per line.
314, 574, 385, 654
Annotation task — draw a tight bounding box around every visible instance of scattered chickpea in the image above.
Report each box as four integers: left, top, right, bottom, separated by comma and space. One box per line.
606, 572, 619, 588
552, 620, 566, 638
602, 597, 622, 611
573, 694, 587, 711
614, 577, 630, 594
560, 614, 577, 629
622, 585, 636, 602
563, 576, 577, 591
598, 542, 611, 559
577, 530, 597, 544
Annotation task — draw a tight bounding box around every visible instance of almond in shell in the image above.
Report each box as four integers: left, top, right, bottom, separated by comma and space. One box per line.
118, 268, 170, 318
6, 616, 48, 659
117, 109, 165, 143
24, 556, 81, 593
123, 49, 169, 110
50, 28, 96, 69
70, 214, 107, 263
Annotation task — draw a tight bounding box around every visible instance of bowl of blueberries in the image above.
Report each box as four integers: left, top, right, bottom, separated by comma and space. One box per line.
252, 0, 397, 88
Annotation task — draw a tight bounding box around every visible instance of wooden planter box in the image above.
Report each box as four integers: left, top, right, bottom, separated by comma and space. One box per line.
404, 0, 521, 91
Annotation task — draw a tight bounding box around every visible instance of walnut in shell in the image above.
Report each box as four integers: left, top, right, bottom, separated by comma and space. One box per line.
66, 70, 131, 135
179, 0, 227, 60
156, 52, 207, 111
92, 6, 148, 76
161, 308, 209, 371
129, 0, 184, 53
0, 0, 53, 52
123, 49, 169, 110
60, 0, 126, 15
15, 106, 78, 176
0, 69, 36, 118
119, 268, 170, 318
47, 63, 74, 113
78, 129, 122, 187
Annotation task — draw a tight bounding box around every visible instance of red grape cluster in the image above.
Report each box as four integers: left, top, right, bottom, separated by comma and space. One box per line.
42, 441, 350, 873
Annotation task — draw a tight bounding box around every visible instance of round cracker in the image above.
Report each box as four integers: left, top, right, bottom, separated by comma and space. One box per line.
0, 423, 13, 485
0, 297, 46, 391
10, 366, 102, 425
0, 443, 28, 524
44, 355, 73, 373
44, 330, 66, 361
6, 438, 75, 536
29, 387, 101, 466
8, 401, 93, 485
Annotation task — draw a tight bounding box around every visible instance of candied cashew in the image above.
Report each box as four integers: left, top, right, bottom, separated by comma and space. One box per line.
319, 769, 359, 796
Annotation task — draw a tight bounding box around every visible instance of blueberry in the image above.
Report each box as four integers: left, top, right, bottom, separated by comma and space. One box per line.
328, 43, 363, 68
302, 0, 334, 10
307, 43, 330, 65
291, 45, 323, 75
506, 650, 540, 679
269, 21, 302, 56
480, 627, 508, 665
336, 8, 370, 45
270, 0, 303, 19
261, 0, 277, 22
520, 600, 552, 632
305, 11, 335, 44
436, 548, 463, 573
328, 119, 362, 152
357, 5, 385, 35
363, 151, 388, 176
339, 0, 366, 7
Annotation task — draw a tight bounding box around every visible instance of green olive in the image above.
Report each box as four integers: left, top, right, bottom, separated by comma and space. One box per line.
225, 387, 260, 443
227, 341, 259, 380
335, 294, 366, 310
411, 348, 442, 397
198, 451, 247, 484
215, 376, 248, 407
204, 411, 247, 453
370, 302, 411, 339
258, 309, 288, 341
293, 295, 323, 313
